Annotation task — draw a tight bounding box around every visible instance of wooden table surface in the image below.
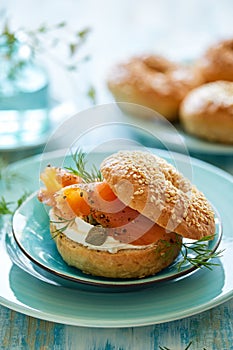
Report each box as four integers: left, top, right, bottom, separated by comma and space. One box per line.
1, 1, 233, 349
0, 298, 233, 350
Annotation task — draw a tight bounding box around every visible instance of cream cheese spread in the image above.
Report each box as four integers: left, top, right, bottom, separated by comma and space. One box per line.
50, 209, 150, 253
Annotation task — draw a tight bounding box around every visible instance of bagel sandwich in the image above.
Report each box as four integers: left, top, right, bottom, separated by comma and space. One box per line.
38, 150, 215, 279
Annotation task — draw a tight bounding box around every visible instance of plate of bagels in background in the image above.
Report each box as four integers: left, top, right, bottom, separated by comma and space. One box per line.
107, 38, 233, 154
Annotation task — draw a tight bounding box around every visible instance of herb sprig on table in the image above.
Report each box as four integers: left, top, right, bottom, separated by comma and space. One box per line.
0, 192, 30, 216
159, 341, 208, 350
0, 196, 13, 215
0, 157, 30, 216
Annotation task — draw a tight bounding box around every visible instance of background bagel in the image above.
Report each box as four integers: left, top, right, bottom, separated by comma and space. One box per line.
179, 81, 233, 144
196, 38, 233, 82
107, 54, 203, 121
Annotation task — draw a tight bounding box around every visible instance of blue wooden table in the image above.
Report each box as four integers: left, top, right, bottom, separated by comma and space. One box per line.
1, 300, 233, 349
1, 1, 233, 349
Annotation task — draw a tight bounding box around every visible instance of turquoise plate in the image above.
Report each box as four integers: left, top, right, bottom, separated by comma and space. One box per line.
0, 149, 233, 327
11, 193, 222, 290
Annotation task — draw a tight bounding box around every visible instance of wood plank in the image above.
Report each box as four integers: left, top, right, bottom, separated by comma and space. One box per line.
1, 299, 232, 349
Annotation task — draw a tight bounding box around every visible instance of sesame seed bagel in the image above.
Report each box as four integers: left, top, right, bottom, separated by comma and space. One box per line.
50, 223, 182, 279
100, 150, 215, 240
196, 38, 233, 82
107, 55, 203, 121
180, 81, 233, 144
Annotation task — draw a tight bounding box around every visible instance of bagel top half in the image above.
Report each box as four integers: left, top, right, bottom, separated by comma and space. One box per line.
100, 150, 215, 240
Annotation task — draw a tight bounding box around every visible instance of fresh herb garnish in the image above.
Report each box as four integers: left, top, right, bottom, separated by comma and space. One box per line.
159, 342, 192, 350
66, 149, 103, 183
159, 342, 208, 350
158, 233, 222, 271
0, 196, 13, 215
177, 235, 223, 271
0, 192, 31, 216
0, 157, 30, 215
16, 192, 31, 211
50, 215, 76, 239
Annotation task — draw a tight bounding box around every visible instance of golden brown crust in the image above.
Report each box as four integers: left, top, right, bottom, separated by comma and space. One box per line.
107, 55, 203, 121
50, 223, 182, 279
179, 81, 233, 144
100, 150, 215, 240
196, 39, 233, 82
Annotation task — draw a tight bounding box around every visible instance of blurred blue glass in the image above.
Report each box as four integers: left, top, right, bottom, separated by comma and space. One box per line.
0, 36, 50, 149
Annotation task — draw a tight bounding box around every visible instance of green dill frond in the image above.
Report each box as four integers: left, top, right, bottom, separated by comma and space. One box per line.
159, 234, 223, 271
0, 191, 31, 216
66, 149, 103, 183
50, 216, 76, 239
159, 342, 210, 350
16, 192, 31, 211
0, 196, 13, 215
177, 235, 224, 271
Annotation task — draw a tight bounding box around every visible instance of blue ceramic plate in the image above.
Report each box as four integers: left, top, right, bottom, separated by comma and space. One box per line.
11, 192, 222, 290
0, 149, 233, 327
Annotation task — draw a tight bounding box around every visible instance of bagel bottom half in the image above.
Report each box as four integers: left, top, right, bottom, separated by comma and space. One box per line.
50, 223, 182, 279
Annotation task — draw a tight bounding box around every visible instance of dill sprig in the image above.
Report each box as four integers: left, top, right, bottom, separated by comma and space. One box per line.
16, 192, 31, 211
177, 235, 223, 271
159, 342, 192, 350
0, 197, 13, 215
159, 342, 208, 350
159, 234, 223, 271
65, 149, 103, 183
0, 192, 31, 216
50, 215, 76, 239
